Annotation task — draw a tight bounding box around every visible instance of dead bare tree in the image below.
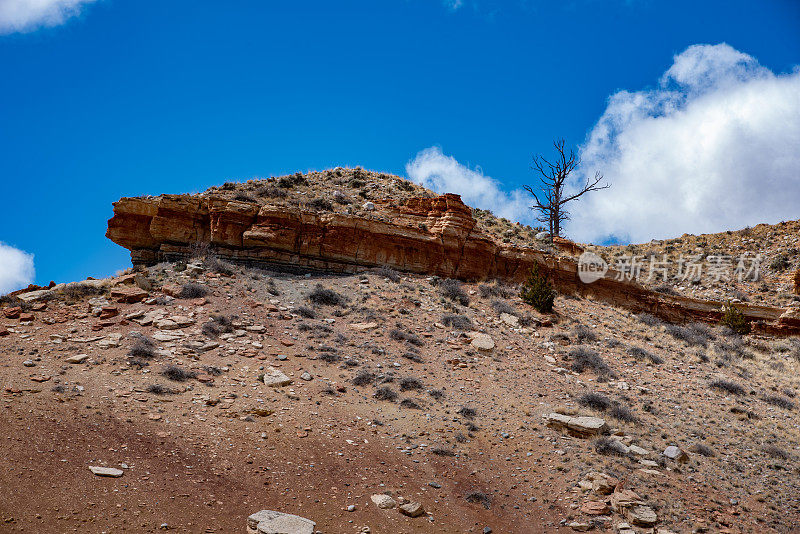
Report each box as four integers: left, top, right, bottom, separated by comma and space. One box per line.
524, 139, 608, 238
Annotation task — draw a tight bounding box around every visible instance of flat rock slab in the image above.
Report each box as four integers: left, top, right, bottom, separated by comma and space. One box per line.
111, 287, 149, 303
349, 322, 378, 331
247, 510, 315, 534
65, 354, 89, 364
17, 289, 54, 302
89, 466, 124, 477
545, 413, 608, 438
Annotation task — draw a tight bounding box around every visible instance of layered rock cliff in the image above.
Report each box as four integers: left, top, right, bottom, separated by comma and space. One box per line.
107, 192, 800, 335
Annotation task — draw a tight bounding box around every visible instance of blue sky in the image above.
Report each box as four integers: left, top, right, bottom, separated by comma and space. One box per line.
1, 0, 799, 291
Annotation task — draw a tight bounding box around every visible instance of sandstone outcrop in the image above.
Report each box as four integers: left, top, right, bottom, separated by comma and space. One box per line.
107, 192, 800, 335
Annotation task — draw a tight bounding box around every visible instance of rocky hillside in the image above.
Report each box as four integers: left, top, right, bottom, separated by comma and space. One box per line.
1, 257, 798, 533
1, 169, 799, 533
585, 220, 800, 308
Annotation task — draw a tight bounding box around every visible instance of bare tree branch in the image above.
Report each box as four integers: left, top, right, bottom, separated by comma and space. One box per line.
525, 139, 609, 238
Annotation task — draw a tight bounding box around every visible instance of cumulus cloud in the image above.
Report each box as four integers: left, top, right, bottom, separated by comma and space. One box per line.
568, 43, 800, 244
0, 0, 96, 34
0, 243, 34, 295
406, 146, 532, 223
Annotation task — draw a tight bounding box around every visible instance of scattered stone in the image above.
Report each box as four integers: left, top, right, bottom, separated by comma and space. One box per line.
611, 490, 644, 513
545, 413, 608, 438
567, 521, 592, 532
65, 354, 89, 364
581, 500, 611, 515
587, 472, 618, 495
371, 494, 396, 509
300, 372, 312, 381
89, 466, 124, 477
399, 501, 425, 518
2, 307, 21, 319
263, 367, 292, 388
97, 333, 123, 349
110, 286, 148, 303
347, 505, 356, 512
349, 322, 378, 331
362, 201, 376, 211
469, 332, 495, 351
628, 445, 649, 456
153, 331, 185, 342
627, 504, 658, 527
98, 306, 119, 319
246, 510, 315, 534
663, 446, 689, 463
500, 312, 519, 327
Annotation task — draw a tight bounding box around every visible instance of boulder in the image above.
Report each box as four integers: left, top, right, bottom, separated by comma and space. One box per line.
247, 510, 315, 534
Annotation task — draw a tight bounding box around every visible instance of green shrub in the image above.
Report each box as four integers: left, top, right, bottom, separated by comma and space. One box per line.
719, 302, 750, 335
520, 263, 556, 313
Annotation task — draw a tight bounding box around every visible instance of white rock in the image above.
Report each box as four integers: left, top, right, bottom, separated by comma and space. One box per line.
66, 354, 89, 364
371, 494, 397, 509
468, 332, 495, 351
263, 367, 293, 388
362, 201, 376, 211
349, 322, 378, 331
500, 312, 519, 327
247, 510, 315, 534
89, 466, 124, 477
544, 413, 608, 438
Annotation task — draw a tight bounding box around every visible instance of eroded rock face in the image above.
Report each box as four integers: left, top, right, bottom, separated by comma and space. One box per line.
106, 192, 800, 335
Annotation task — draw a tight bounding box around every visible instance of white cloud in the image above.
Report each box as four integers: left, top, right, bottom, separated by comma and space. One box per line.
406, 146, 532, 224
568, 43, 800, 244
443, 0, 464, 10
0, 242, 34, 295
0, 0, 96, 35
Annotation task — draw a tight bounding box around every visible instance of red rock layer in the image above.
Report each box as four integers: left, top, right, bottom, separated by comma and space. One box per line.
106, 193, 800, 335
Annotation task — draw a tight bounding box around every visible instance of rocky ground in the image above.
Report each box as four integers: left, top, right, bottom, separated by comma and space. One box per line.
2, 255, 799, 533
585, 220, 800, 308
